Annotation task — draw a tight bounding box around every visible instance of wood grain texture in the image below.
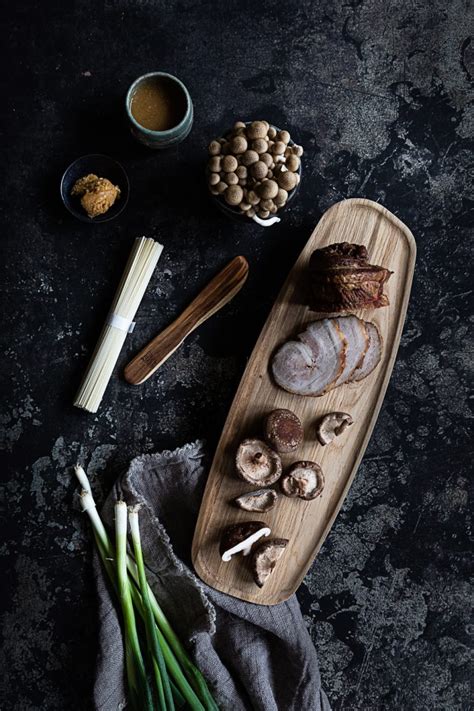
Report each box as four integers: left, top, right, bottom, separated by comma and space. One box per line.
124, 256, 249, 385
192, 198, 416, 605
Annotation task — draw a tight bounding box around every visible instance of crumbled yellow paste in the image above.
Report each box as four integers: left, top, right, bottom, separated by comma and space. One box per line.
71, 173, 121, 218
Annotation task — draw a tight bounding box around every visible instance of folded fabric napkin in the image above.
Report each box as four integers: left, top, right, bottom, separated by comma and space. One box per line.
94, 441, 331, 711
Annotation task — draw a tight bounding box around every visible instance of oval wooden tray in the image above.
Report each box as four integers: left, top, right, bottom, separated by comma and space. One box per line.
192, 198, 416, 605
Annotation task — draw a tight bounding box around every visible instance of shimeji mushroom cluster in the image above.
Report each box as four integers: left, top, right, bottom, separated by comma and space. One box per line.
207, 120, 303, 220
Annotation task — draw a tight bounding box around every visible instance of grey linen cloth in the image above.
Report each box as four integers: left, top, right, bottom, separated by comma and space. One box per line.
94, 441, 331, 711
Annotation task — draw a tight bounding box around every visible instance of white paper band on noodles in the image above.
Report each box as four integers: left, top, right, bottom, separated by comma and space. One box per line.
107, 312, 136, 333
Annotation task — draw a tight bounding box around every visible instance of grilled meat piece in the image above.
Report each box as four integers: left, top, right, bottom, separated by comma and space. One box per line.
308, 242, 392, 312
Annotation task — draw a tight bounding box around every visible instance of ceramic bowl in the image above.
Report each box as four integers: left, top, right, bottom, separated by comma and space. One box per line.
60, 154, 129, 223
125, 72, 193, 149
208, 123, 302, 227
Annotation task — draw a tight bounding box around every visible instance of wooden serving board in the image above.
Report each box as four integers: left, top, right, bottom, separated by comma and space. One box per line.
192, 198, 416, 605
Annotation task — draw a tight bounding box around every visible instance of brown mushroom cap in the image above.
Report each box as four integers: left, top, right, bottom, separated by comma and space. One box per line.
222, 155, 238, 173
257, 179, 279, 199
286, 154, 301, 172
264, 408, 303, 453
208, 140, 221, 156
219, 521, 271, 561
230, 135, 248, 154
251, 160, 269, 180
233, 488, 278, 513
247, 120, 267, 139
276, 170, 298, 191
280, 461, 324, 500
235, 438, 282, 485
224, 184, 244, 206
241, 149, 259, 166
316, 412, 353, 446
251, 538, 289, 587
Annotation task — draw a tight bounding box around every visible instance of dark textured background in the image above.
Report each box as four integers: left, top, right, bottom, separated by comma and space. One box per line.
1, 1, 472, 709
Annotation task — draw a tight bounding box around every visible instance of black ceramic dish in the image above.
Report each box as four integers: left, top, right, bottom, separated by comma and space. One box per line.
60, 154, 129, 223
208, 123, 302, 226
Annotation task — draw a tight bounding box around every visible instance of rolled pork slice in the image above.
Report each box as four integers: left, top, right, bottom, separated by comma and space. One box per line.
332, 315, 369, 387
349, 322, 382, 382
272, 318, 347, 396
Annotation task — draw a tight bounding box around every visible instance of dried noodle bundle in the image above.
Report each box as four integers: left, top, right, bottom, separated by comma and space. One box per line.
74, 237, 163, 413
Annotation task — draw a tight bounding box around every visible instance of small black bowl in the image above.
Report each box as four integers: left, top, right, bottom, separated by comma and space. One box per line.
60, 154, 129, 223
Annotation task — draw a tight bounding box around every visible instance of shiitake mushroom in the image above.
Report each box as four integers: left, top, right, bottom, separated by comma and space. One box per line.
264, 408, 303, 453
251, 538, 289, 587
235, 438, 282, 486
316, 412, 353, 446
233, 488, 278, 513
280, 461, 324, 500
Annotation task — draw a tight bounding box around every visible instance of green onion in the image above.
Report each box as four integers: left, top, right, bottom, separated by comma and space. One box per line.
170, 678, 186, 708
78, 489, 204, 709
75, 465, 218, 711
115, 501, 153, 711
79, 489, 114, 570
129, 505, 174, 711
145, 575, 218, 710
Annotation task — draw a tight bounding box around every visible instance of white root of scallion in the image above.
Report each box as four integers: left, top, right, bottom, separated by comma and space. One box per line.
74, 464, 92, 495
79, 490, 112, 558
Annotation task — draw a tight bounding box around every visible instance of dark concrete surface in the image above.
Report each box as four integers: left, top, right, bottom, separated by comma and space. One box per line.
1, 1, 472, 709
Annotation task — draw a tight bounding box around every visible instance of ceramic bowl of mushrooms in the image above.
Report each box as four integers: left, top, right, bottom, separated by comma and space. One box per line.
207, 120, 303, 227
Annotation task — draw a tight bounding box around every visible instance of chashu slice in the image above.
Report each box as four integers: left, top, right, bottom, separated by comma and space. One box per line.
349, 322, 382, 382
332, 315, 369, 387
272, 318, 347, 396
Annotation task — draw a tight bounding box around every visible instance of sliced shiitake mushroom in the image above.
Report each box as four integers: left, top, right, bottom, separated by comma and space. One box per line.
316, 412, 353, 446
280, 461, 324, 500
233, 488, 278, 513
251, 538, 289, 587
263, 408, 303, 453
220, 521, 271, 562
235, 438, 282, 486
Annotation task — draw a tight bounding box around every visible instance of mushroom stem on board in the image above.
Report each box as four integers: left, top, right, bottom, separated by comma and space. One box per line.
219, 522, 271, 562
316, 412, 353, 446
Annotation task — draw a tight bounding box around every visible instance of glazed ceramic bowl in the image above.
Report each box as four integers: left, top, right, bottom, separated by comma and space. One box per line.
208, 122, 302, 227
125, 72, 193, 149
60, 154, 129, 223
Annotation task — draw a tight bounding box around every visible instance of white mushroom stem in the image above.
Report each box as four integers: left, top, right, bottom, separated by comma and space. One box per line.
252, 215, 281, 227
221, 527, 271, 562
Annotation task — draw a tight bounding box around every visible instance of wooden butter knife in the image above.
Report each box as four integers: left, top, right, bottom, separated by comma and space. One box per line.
124, 255, 249, 385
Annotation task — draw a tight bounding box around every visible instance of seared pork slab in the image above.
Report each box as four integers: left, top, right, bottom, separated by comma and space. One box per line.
308, 242, 392, 312
349, 322, 382, 382
271, 316, 381, 396
272, 318, 347, 396
332, 316, 369, 387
